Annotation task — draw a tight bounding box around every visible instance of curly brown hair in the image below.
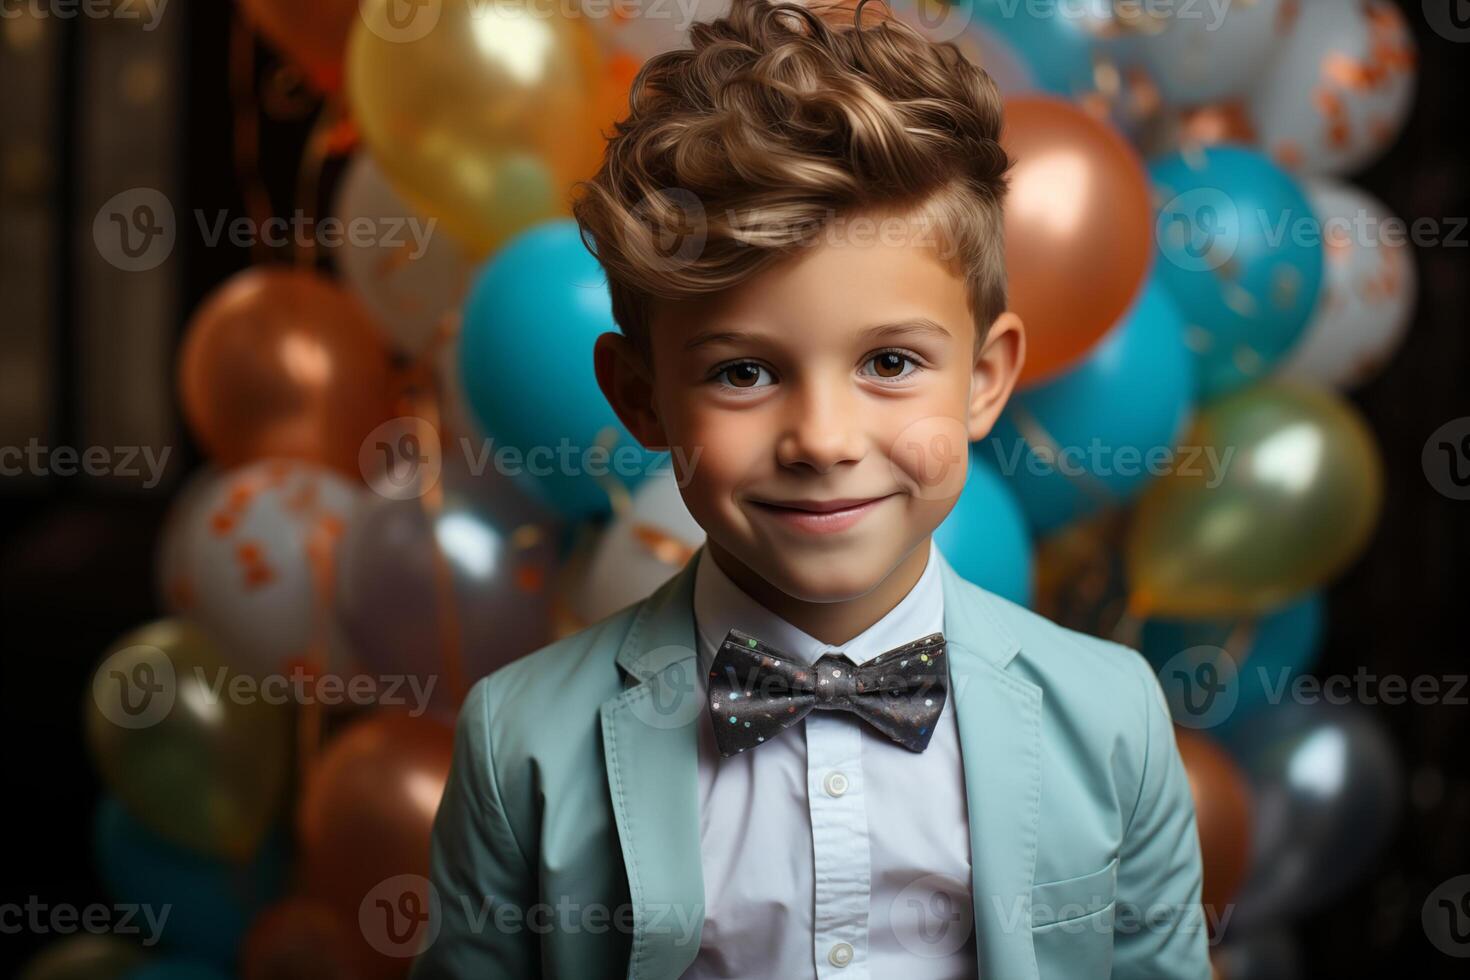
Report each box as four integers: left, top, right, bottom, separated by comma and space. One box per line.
570, 0, 1011, 352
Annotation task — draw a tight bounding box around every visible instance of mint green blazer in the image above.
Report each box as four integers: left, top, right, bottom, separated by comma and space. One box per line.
409, 552, 1211, 979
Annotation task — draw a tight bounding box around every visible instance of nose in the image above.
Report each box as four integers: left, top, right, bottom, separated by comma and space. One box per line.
775, 379, 866, 474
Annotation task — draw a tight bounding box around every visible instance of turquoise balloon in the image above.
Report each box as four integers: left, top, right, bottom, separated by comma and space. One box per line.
934, 451, 1034, 607
459, 220, 659, 519
965, 0, 1111, 97
93, 797, 285, 967
1142, 593, 1324, 727
981, 278, 1194, 533
1149, 146, 1324, 401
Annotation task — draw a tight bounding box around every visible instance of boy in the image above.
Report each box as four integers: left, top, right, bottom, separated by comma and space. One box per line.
411, 1, 1210, 977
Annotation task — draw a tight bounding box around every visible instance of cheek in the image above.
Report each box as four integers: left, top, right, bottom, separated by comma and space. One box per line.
665, 399, 771, 504
877, 382, 973, 502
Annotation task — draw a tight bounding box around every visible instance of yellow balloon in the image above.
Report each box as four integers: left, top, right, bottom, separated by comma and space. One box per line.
347, 0, 612, 259
85, 619, 292, 861
1126, 382, 1383, 618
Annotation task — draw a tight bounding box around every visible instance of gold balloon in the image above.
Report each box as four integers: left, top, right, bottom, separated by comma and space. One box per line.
347, 0, 610, 259
85, 619, 292, 861
1127, 382, 1383, 618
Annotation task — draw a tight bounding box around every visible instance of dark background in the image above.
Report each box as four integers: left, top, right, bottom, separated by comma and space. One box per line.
2, 0, 1467, 974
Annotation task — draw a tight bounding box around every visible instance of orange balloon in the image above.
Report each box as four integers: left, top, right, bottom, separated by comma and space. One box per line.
239, 0, 358, 92
179, 267, 395, 477
242, 897, 369, 980
1001, 96, 1153, 387
1175, 728, 1253, 925
299, 710, 454, 975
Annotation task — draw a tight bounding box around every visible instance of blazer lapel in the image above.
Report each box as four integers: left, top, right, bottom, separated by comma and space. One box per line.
940, 558, 1043, 980
600, 561, 707, 980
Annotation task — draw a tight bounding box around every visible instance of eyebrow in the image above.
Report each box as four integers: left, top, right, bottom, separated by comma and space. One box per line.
858, 318, 953, 343
683, 318, 952, 351
683, 330, 750, 351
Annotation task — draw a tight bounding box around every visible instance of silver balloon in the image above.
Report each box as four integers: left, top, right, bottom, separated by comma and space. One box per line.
587, 0, 731, 61
177, 459, 364, 676
1276, 177, 1417, 389
1245, 0, 1416, 176
1120, 0, 1287, 106
569, 467, 705, 625
1221, 699, 1402, 932
154, 462, 220, 613
1212, 928, 1302, 980
332, 155, 476, 357
333, 458, 560, 713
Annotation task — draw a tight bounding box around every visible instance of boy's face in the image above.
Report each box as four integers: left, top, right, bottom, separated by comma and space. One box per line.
597, 220, 1024, 605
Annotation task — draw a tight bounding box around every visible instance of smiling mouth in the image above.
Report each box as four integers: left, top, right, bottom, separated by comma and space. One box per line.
748, 494, 898, 533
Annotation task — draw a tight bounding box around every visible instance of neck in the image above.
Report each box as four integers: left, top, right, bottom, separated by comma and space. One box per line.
705, 539, 933, 647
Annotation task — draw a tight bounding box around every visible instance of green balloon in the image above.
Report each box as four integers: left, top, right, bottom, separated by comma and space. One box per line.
85, 619, 292, 861
19, 935, 147, 980
1127, 382, 1382, 617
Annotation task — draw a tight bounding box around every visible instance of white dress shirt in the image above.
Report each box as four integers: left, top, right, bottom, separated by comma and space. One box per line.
680, 543, 978, 980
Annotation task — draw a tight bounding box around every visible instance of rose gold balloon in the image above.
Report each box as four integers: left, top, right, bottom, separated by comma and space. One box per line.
239, 0, 359, 92
298, 711, 454, 930
179, 267, 395, 477
242, 897, 369, 980
1001, 96, 1152, 387
1175, 728, 1253, 926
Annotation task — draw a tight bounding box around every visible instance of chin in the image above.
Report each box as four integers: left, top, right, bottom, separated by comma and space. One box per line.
752, 549, 901, 605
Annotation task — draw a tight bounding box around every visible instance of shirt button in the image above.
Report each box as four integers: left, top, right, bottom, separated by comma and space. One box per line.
823, 770, 849, 797
828, 941, 854, 967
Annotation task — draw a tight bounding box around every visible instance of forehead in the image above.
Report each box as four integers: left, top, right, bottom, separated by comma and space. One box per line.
650, 227, 974, 349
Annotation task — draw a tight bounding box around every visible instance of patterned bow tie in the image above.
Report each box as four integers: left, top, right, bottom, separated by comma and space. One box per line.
706, 629, 948, 757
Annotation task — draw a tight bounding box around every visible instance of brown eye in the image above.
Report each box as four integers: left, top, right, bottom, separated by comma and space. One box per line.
869, 352, 910, 379
721, 363, 769, 388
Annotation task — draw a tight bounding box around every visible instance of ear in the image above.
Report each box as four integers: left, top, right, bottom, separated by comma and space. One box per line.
594, 332, 669, 450
966, 310, 1025, 442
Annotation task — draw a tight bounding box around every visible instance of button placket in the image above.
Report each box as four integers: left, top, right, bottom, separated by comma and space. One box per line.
809, 648, 870, 980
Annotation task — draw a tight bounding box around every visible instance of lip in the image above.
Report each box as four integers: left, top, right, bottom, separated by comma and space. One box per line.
747, 494, 896, 534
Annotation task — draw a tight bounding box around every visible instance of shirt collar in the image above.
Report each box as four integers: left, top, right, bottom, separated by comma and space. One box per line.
692, 540, 946, 680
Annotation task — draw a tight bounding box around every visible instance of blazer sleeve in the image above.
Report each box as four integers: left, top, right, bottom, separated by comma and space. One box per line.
1111, 658, 1213, 980
409, 678, 541, 979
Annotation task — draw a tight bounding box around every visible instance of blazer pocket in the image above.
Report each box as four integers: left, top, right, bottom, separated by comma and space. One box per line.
1031, 857, 1118, 928
1030, 858, 1118, 980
